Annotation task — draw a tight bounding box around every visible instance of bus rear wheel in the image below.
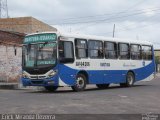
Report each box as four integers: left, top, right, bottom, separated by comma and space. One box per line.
96, 84, 110, 89
120, 72, 135, 87
45, 86, 58, 92
71, 74, 86, 92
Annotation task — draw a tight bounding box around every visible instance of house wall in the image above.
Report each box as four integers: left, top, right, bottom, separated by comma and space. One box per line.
0, 45, 22, 82
0, 30, 24, 83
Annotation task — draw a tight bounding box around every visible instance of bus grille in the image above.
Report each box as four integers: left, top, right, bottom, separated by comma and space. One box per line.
30, 75, 46, 80
31, 81, 44, 85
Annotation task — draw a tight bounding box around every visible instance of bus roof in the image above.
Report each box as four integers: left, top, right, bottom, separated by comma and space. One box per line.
60, 32, 153, 46
26, 31, 153, 46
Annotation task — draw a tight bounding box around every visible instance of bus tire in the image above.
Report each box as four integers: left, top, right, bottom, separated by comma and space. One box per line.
120, 72, 135, 87
96, 84, 110, 89
45, 86, 58, 92
71, 74, 86, 92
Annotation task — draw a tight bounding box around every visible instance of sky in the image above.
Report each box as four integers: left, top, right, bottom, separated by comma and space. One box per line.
6, 0, 160, 48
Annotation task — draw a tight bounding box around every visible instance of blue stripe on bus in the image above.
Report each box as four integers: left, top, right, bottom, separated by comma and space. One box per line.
21, 60, 155, 86
59, 60, 155, 85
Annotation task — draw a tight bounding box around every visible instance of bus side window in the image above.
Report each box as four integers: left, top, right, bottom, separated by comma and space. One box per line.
88, 40, 104, 59
142, 45, 153, 60
59, 41, 74, 63
104, 42, 117, 59
119, 43, 130, 59
75, 39, 87, 59
130, 44, 141, 60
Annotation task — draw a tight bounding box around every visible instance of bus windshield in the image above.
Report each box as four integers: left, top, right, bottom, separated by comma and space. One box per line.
23, 42, 57, 68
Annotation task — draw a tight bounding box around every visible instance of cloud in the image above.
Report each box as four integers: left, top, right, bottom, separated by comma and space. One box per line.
143, 9, 156, 17
6, 0, 160, 48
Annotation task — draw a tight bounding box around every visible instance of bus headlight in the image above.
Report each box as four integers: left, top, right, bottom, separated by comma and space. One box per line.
22, 71, 29, 79
48, 70, 57, 78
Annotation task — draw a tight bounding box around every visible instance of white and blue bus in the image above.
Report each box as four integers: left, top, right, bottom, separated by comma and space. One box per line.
21, 32, 155, 92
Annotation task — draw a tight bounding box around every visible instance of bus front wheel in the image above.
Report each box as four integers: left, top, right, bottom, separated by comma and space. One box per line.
120, 72, 135, 87
71, 74, 86, 92
45, 86, 58, 92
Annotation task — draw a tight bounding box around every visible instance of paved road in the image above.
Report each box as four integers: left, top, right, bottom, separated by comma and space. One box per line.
0, 76, 160, 116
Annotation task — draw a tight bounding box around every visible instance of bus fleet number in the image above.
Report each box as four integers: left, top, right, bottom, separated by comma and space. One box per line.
76, 62, 90, 67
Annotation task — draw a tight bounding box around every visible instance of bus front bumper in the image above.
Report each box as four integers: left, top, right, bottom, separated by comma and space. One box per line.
21, 76, 59, 87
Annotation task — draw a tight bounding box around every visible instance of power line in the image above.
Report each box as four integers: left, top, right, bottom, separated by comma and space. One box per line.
53, 8, 158, 25
73, 0, 147, 31
116, 13, 160, 31
100, 21, 160, 35
89, 13, 159, 36
54, 8, 160, 24
54, 8, 160, 25
52, 0, 147, 24
74, 8, 160, 31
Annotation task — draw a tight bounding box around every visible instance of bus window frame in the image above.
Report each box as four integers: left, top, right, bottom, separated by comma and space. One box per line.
104, 41, 118, 59
118, 42, 130, 60
75, 38, 88, 59
58, 40, 75, 63
130, 44, 142, 60
141, 45, 153, 61
88, 40, 104, 59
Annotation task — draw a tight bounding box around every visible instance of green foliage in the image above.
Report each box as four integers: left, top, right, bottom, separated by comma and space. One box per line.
155, 56, 160, 64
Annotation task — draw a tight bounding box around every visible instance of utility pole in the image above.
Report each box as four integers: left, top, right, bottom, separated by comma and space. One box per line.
0, 0, 8, 18
113, 24, 115, 38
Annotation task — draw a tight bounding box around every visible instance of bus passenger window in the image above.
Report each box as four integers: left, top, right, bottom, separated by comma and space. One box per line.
59, 41, 74, 63
131, 44, 141, 60
119, 43, 130, 59
142, 45, 152, 60
88, 40, 103, 59
64, 42, 73, 58
104, 42, 117, 59
75, 39, 87, 58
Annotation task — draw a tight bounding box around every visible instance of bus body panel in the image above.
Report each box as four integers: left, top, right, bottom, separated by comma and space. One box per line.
21, 58, 155, 87
57, 59, 155, 86
58, 64, 76, 86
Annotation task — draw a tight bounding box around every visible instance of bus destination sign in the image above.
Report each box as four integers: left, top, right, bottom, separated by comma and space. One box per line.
24, 33, 57, 44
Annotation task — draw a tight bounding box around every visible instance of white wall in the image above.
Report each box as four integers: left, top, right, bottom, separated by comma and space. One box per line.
0, 45, 22, 83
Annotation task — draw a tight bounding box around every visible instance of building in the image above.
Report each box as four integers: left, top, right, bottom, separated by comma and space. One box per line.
0, 17, 57, 34
154, 49, 160, 57
0, 17, 57, 83
154, 49, 160, 72
154, 49, 160, 64
0, 30, 25, 83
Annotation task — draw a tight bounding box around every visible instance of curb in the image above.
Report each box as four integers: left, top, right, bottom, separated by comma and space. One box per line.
0, 83, 18, 90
